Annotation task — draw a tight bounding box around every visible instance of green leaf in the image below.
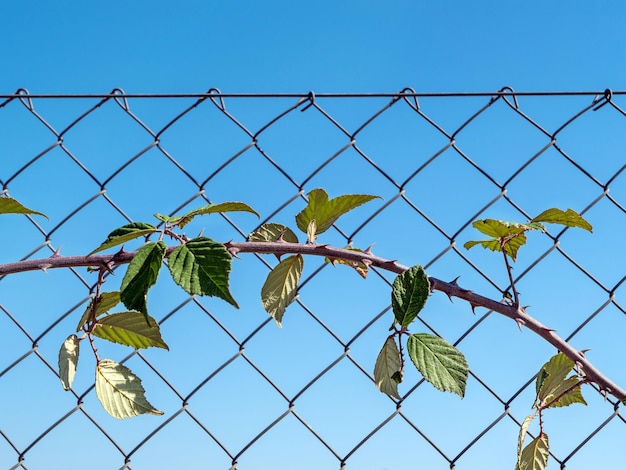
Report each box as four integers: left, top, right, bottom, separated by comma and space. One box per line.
471, 219, 526, 238
120, 241, 167, 315
516, 434, 549, 470
531, 208, 592, 232
261, 255, 303, 327
76, 291, 121, 332
92, 312, 168, 350
160, 202, 259, 229
391, 265, 430, 326
536, 353, 587, 408
249, 223, 299, 243
295, 188, 379, 236
167, 237, 238, 307
58, 334, 79, 391
0, 196, 47, 218
374, 336, 402, 399
95, 359, 163, 419
89, 222, 158, 255
406, 333, 468, 397
517, 414, 537, 470
465, 219, 529, 261
536, 353, 573, 396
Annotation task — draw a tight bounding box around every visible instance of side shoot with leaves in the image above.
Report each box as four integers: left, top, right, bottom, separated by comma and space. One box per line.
0, 192, 619, 470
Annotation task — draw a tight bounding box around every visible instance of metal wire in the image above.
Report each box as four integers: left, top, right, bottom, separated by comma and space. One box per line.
0, 88, 624, 469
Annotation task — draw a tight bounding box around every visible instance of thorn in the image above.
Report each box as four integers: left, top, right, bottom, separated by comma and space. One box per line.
197, 228, 205, 238
515, 318, 525, 332
579, 348, 591, 357
541, 327, 557, 333
50, 246, 62, 258
364, 243, 375, 254
116, 245, 126, 255
575, 361, 585, 374
228, 246, 241, 258
315, 244, 330, 249
450, 276, 461, 286
361, 258, 372, 267
469, 302, 479, 314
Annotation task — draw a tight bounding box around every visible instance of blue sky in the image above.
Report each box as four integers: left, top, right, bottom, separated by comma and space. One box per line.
1, 2, 626, 470
3, 1, 625, 93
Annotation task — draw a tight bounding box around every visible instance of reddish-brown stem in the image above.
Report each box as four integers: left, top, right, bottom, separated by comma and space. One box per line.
501, 241, 519, 307
0, 241, 623, 401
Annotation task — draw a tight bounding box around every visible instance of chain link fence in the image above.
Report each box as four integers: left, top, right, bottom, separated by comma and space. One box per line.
0, 88, 625, 469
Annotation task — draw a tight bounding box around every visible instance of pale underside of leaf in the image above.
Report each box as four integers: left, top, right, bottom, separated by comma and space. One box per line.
92, 312, 168, 350
261, 255, 303, 327
374, 336, 402, 399
96, 359, 163, 419
58, 334, 79, 390
517, 434, 549, 470
517, 413, 537, 469
406, 333, 468, 398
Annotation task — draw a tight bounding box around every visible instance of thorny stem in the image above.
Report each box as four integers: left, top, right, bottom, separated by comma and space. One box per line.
87, 325, 100, 364
501, 240, 519, 307
391, 325, 409, 374
0, 241, 624, 402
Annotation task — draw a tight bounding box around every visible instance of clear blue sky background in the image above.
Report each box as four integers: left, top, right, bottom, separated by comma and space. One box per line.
1, 2, 625, 470
2, 1, 625, 93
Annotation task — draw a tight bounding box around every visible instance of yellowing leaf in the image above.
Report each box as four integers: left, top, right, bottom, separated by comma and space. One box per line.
535, 353, 586, 409
295, 188, 379, 237
249, 223, 299, 243
517, 413, 537, 469
76, 291, 121, 332
160, 202, 259, 229
531, 208, 592, 232
374, 337, 402, 399
261, 255, 303, 327
516, 434, 549, 470
92, 312, 168, 350
58, 334, 79, 391
95, 359, 163, 419
0, 196, 47, 218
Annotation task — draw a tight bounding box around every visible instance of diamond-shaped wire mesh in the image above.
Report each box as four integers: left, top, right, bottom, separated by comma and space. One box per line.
1, 89, 625, 469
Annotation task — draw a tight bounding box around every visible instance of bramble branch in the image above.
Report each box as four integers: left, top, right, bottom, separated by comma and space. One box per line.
1, 240, 623, 401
